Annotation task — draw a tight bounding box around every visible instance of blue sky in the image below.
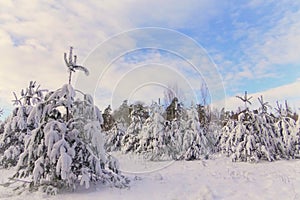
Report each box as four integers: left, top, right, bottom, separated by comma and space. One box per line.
0, 0, 300, 119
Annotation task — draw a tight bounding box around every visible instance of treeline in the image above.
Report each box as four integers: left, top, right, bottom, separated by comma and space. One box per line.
102, 91, 300, 162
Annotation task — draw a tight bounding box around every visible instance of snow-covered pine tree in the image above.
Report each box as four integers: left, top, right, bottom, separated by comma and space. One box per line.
295, 114, 300, 156
218, 115, 237, 156
0, 106, 28, 168
0, 82, 47, 168
121, 102, 148, 153
165, 97, 184, 122
135, 113, 152, 153
104, 118, 126, 152
167, 109, 187, 160
0, 109, 4, 146
252, 97, 285, 161
252, 109, 286, 161
219, 97, 293, 163
219, 110, 261, 162
183, 103, 212, 160
102, 105, 114, 131
274, 101, 298, 159
112, 100, 130, 127
105, 101, 130, 152
219, 92, 254, 162
0, 107, 3, 121
8, 47, 128, 194
205, 108, 224, 153
136, 102, 174, 160
0, 113, 4, 135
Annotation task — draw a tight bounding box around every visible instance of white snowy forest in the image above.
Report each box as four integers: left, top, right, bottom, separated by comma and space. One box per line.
0, 48, 300, 199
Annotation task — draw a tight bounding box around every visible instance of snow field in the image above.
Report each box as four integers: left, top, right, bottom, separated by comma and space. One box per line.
1, 154, 300, 200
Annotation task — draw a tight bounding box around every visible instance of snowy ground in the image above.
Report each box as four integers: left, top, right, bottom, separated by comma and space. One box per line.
1, 153, 300, 200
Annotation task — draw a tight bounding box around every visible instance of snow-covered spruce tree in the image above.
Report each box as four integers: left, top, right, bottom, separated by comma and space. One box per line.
135, 102, 175, 160
102, 105, 115, 131
0, 82, 47, 168
121, 102, 148, 153
217, 114, 237, 155
218, 95, 287, 162
0, 108, 4, 137
104, 101, 130, 152
112, 100, 130, 127
218, 93, 255, 161
274, 101, 299, 158
249, 108, 285, 161
104, 118, 126, 152
166, 106, 187, 160
254, 97, 286, 160
219, 110, 260, 162
183, 103, 213, 160
232, 111, 262, 162
0, 108, 5, 150
295, 115, 300, 156
165, 97, 184, 122
0, 106, 28, 168
205, 108, 224, 151
10, 47, 128, 194
0, 107, 3, 120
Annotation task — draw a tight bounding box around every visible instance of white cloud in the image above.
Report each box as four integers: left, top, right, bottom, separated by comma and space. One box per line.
124, 0, 224, 28
0, 0, 224, 117
211, 1, 300, 97
0, 1, 132, 115
240, 3, 300, 71
92, 50, 207, 109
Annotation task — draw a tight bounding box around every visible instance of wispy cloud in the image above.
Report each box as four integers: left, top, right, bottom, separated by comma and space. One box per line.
207, 1, 300, 97
92, 49, 208, 109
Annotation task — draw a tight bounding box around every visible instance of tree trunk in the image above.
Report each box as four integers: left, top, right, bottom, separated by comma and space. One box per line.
68, 70, 72, 85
